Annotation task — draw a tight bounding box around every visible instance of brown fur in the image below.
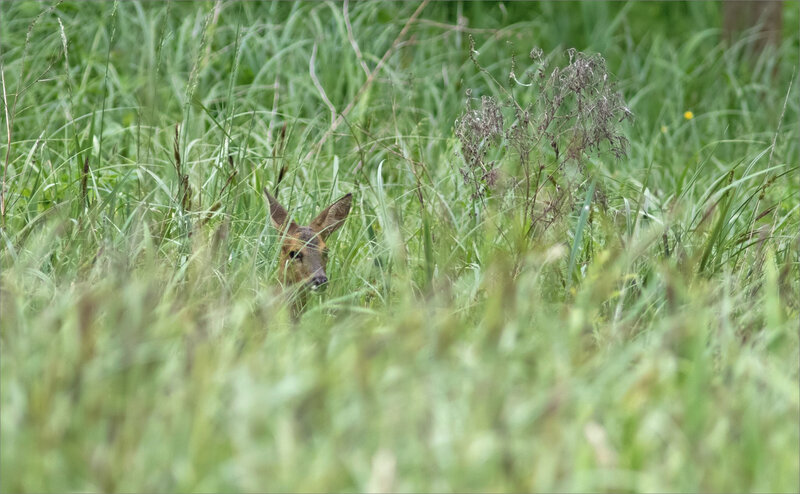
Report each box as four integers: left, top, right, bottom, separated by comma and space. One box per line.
264, 189, 352, 315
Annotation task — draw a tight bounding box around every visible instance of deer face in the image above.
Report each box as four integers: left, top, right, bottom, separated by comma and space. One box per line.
265, 190, 352, 290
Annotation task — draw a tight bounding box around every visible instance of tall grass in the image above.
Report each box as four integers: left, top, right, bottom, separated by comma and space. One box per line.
1, 1, 798, 492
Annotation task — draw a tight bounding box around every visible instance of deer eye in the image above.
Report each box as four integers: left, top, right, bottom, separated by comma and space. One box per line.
288, 250, 303, 261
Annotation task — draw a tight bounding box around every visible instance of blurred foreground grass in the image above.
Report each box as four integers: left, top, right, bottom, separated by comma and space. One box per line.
1, 1, 798, 492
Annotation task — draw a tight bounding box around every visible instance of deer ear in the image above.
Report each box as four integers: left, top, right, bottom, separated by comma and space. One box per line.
310, 193, 352, 239
264, 188, 298, 232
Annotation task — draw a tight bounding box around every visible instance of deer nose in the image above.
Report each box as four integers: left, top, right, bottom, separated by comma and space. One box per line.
310, 273, 328, 290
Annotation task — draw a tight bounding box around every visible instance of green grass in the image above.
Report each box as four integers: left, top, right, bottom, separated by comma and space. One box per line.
1, 1, 798, 492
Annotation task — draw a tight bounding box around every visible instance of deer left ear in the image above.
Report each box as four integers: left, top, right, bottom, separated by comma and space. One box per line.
310, 193, 352, 239
264, 188, 298, 233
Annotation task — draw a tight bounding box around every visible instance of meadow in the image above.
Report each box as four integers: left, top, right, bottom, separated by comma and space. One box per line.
1, 1, 798, 492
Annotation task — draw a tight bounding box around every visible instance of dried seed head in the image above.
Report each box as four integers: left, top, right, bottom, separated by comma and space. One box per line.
456, 44, 632, 231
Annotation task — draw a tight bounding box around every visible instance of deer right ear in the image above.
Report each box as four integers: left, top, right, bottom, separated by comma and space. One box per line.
264, 188, 297, 232
309, 193, 352, 240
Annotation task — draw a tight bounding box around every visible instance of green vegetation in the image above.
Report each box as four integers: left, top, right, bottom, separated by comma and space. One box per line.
1, 1, 798, 491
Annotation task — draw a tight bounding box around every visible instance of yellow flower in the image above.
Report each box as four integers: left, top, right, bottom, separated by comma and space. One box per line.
661, 125, 668, 134
684, 111, 694, 120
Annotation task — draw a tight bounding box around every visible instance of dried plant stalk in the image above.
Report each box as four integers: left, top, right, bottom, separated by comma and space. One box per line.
456, 39, 632, 233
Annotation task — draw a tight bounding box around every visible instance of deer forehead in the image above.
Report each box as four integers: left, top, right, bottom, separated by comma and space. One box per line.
283, 227, 327, 252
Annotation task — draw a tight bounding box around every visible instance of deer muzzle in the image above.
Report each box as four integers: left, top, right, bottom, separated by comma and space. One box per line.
308, 270, 328, 290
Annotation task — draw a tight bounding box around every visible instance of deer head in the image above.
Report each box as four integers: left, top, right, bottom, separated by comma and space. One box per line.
264, 189, 352, 290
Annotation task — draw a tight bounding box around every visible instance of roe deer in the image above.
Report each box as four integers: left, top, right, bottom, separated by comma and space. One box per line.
264, 189, 352, 313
